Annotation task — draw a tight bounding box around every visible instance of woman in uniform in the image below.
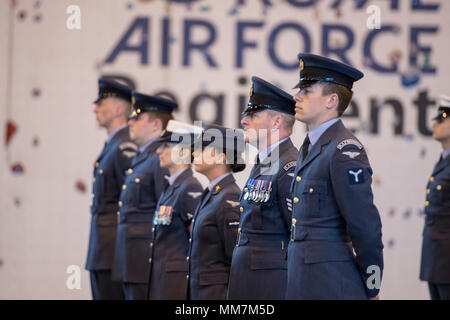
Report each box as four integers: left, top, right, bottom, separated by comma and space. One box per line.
147, 120, 203, 300
187, 124, 246, 300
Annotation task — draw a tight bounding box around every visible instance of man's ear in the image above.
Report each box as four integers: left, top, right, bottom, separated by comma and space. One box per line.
152, 117, 163, 130
272, 114, 282, 130
110, 99, 122, 117
326, 93, 339, 111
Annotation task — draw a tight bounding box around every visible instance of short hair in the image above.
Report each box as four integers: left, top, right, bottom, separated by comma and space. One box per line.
266, 110, 295, 134
146, 111, 174, 130
321, 82, 353, 116
111, 98, 132, 120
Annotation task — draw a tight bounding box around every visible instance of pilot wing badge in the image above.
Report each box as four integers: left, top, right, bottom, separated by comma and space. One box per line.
188, 192, 202, 199
226, 200, 240, 208
342, 151, 360, 159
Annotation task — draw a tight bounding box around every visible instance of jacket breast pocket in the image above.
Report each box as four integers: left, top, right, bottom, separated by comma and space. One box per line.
437, 177, 450, 204
297, 180, 328, 216
137, 175, 153, 205
121, 177, 141, 207
93, 174, 105, 197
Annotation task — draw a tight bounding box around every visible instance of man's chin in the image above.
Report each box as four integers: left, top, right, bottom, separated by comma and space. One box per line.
194, 163, 203, 173
294, 113, 306, 122
160, 162, 168, 169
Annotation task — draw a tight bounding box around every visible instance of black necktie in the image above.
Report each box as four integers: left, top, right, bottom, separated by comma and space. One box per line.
302, 134, 310, 161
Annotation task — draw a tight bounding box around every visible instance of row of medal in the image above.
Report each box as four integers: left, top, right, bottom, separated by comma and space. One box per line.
153, 205, 174, 226
243, 179, 273, 203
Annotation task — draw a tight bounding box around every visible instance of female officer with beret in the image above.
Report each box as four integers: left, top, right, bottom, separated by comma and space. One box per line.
187, 124, 245, 300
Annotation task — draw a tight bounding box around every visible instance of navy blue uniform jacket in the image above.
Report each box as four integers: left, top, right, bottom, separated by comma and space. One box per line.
420, 155, 450, 284
86, 126, 137, 271
111, 137, 168, 283
227, 138, 298, 300
188, 174, 241, 300
286, 119, 384, 299
148, 168, 202, 299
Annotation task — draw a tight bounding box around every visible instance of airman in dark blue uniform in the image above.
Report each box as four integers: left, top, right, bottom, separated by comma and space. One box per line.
420, 97, 450, 300
147, 121, 203, 300
286, 53, 384, 300
227, 77, 298, 300
86, 79, 137, 300
111, 92, 176, 300
188, 124, 245, 300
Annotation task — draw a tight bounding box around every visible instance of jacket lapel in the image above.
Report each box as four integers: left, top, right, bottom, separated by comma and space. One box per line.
199, 174, 235, 212
95, 142, 110, 163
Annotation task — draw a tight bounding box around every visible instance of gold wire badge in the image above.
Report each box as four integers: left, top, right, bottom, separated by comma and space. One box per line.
131, 95, 136, 106
250, 85, 254, 97
299, 59, 304, 72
